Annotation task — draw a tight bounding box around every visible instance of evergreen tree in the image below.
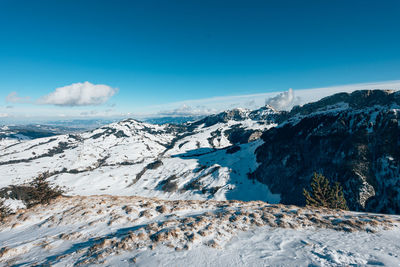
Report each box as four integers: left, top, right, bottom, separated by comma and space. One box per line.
303, 173, 348, 210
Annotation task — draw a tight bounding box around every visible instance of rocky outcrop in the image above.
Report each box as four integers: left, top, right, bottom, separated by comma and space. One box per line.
251, 90, 400, 214
189, 106, 278, 128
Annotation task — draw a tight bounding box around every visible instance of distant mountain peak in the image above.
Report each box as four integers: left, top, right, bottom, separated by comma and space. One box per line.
290, 89, 400, 117
189, 105, 279, 128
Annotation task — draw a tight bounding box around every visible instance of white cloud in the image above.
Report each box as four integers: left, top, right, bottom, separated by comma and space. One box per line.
157, 104, 217, 117
4, 79, 400, 120
0, 113, 9, 118
143, 80, 400, 116
80, 110, 99, 116
6, 92, 31, 104
265, 88, 301, 110
39, 81, 117, 106
286, 80, 400, 105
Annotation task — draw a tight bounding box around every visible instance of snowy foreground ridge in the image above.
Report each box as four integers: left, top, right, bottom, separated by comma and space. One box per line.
2, 90, 400, 266
1, 195, 400, 266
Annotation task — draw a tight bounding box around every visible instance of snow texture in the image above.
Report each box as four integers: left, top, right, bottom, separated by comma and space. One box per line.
0, 195, 399, 266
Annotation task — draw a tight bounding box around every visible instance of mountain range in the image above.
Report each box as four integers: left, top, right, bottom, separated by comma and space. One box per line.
1, 89, 400, 266
1, 90, 400, 214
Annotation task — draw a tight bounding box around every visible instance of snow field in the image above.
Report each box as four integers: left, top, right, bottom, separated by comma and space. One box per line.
1, 195, 399, 266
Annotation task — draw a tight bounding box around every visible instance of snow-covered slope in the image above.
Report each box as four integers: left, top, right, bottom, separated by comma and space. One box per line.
2, 92, 400, 266
2, 91, 400, 214
0, 195, 399, 266
0, 124, 79, 141
0, 107, 278, 203
252, 89, 400, 214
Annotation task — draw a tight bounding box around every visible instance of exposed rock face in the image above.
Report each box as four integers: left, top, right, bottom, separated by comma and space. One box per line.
181, 106, 278, 147
251, 90, 400, 214
189, 106, 278, 128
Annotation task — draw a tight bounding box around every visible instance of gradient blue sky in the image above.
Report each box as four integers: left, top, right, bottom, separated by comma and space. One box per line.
0, 0, 400, 121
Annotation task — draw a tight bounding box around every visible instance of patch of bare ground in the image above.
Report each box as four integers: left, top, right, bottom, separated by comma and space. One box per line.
0, 195, 399, 265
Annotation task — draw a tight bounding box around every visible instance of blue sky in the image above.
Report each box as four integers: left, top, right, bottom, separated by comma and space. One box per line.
0, 0, 400, 121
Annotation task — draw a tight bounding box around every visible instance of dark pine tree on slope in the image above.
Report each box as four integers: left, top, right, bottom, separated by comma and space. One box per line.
303, 173, 348, 210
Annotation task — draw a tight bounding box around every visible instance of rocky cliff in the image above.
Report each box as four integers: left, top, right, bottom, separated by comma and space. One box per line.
251, 90, 400, 214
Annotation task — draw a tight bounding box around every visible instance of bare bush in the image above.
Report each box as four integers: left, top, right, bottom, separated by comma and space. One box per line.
25, 171, 64, 208
0, 200, 11, 221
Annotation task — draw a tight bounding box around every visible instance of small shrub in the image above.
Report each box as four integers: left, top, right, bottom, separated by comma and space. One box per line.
303, 172, 348, 210
162, 180, 178, 193
25, 171, 64, 208
147, 160, 163, 170
0, 200, 11, 221
207, 186, 222, 195
183, 179, 202, 191
158, 175, 178, 192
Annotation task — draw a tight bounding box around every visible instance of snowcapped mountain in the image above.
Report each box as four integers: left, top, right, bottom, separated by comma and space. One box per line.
0, 123, 93, 145
0, 125, 57, 142
2, 91, 400, 214
2, 91, 400, 266
2, 90, 400, 215
0, 106, 279, 203
251, 90, 400, 214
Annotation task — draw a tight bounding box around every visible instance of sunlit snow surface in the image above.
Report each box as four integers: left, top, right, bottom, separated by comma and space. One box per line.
134, 228, 400, 267
0, 117, 278, 203
1, 107, 400, 266
0, 196, 399, 266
